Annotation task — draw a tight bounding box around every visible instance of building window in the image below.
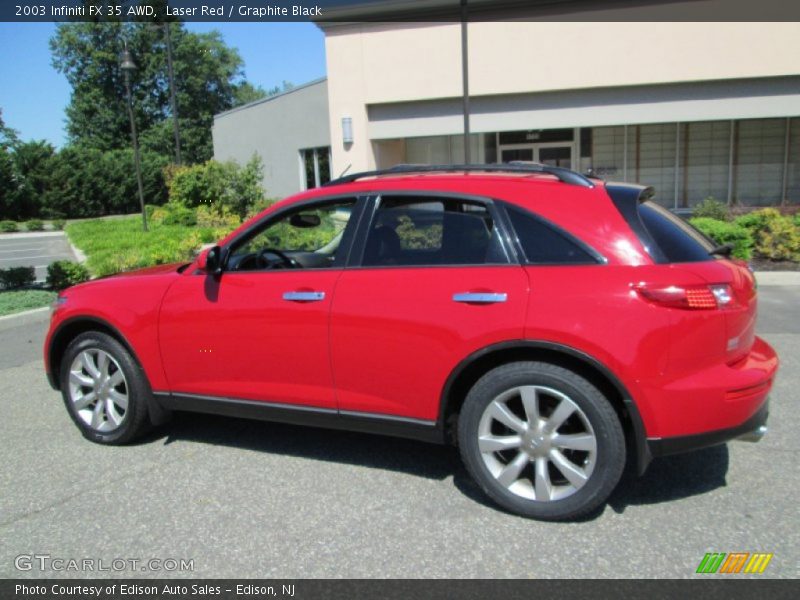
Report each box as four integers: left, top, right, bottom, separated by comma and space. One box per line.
681, 121, 731, 208
733, 118, 787, 207
300, 147, 332, 189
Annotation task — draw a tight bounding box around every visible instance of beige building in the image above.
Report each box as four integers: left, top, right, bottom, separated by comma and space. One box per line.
214, 0, 800, 208
317, 2, 800, 209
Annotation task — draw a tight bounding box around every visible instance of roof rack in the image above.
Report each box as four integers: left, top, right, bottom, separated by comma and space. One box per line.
323, 162, 596, 188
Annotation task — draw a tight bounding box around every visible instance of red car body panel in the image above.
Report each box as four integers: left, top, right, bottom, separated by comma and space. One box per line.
158, 269, 341, 408
45, 172, 778, 460
330, 265, 529, 420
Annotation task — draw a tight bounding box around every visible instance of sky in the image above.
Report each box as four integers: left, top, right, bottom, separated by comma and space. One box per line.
0, 22, 327, 147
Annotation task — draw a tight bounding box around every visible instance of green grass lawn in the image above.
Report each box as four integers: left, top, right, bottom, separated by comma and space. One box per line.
66, 216, 229, 277
0, 290, 56, 317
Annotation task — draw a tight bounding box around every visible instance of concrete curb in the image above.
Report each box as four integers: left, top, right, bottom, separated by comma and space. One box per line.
754, 271, 800, 286
0, 307, 49, 332
0, 231, 66, 239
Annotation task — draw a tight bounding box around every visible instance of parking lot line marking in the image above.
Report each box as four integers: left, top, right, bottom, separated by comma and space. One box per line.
0, 254, 66, 261
0, 248, 46, 254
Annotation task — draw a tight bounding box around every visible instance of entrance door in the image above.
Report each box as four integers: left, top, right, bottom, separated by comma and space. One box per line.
536, 144, 573, 169
499, 143, 574, 169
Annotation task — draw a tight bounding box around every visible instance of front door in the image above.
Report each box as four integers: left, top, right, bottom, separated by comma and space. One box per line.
499, 143, 574, 169
159, 197, 359, 408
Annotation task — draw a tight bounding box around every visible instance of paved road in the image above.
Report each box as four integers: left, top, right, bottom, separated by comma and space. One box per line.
0, 286, 797, 579
0, 232, 77, 282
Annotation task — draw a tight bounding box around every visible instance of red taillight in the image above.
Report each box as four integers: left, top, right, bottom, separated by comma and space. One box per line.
635, 283, 734, 310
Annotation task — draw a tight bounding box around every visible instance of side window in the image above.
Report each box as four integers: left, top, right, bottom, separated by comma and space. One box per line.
227, 199, 356, 271
505, 204, 598, 265
362, 196, 509, 267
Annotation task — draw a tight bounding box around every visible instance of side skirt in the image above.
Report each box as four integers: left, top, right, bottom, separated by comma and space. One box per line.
153, 392, 446, 445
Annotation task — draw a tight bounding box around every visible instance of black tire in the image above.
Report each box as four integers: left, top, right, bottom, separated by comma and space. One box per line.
457, 361, 625, 521
59, 331, 152, 445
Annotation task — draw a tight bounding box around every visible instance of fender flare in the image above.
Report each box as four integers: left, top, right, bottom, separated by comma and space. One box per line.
47, 315, 171, 426
438, 339, 652, 474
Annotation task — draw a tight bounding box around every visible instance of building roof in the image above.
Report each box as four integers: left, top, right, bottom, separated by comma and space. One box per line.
214, 77, 328, 121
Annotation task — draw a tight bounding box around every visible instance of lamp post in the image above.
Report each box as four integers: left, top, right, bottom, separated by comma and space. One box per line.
119, 44, 148, 232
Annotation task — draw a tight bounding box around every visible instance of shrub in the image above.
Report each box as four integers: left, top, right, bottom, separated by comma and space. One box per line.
25, 219, 44, 231
794, 212, 800, 228
689, 218, 753, 260
692, 197, 729, 221
734, 208, 800, 261
734, 209, 775, 234
165, 155, 264, 219
46, 260, 90, 291
756, 216, 800, 261
0, 266, 36, 289
51, 219, 66, 230
244, 197, 277, 220
196, 204, 240, 229
160, 203, 197, 227
0, 220, 18, 233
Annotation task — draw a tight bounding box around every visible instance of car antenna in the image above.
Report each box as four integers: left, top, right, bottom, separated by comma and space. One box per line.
338, 164, 352, 178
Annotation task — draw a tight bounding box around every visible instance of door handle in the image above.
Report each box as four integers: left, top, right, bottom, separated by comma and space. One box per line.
283, 291, 325, 302
452, 292, 507, 304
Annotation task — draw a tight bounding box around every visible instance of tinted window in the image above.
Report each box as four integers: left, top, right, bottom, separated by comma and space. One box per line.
505, 205, 597, 264
638, 202, 713, 263
362, 197, 509, 267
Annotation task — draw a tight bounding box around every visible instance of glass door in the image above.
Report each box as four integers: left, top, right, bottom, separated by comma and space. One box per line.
499, 147, 533, 162
536, 144, 574, 169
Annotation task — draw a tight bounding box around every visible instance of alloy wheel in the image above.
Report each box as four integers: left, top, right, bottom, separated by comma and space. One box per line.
68, 349, 129, 433
477, 385, 597, 502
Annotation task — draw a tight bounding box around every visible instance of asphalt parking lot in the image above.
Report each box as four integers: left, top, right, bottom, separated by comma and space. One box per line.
0, 232, 78, 282
0, 285, 797, 579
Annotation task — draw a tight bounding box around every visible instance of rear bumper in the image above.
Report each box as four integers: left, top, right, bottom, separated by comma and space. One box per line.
647, 401, 769, 459
636, 335, 776, 473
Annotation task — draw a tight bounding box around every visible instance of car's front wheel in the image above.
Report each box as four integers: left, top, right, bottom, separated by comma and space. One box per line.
60, 331, 152, 444
458, 361, 625, 520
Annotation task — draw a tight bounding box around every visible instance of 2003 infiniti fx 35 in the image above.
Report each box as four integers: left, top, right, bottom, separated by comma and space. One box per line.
45, 163, 778, 520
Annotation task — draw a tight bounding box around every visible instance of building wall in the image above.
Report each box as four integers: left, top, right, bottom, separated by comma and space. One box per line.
323, 21, 800, 174
212, 79, 330, 199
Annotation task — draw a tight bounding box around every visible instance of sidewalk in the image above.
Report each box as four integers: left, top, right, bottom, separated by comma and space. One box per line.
754, 271, 800, 286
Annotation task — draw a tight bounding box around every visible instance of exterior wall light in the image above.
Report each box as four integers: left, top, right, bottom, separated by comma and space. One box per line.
341, 117, 353, 145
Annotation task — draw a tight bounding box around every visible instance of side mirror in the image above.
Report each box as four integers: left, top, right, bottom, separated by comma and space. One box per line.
290, 213, 321, 228
198, 246, 223, 275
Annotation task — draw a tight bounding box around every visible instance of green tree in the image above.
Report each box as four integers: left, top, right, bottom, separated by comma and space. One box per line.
42, 145, 169, 218
11, 140, 56, 219
233, 81, 268, 107
51, 20, 257, 164
0, 110, 20, 220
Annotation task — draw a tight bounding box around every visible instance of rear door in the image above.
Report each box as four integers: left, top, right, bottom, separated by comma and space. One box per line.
330, 193, 529, 422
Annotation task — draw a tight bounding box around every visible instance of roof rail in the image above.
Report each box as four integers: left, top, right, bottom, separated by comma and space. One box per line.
323, 162, 596, 188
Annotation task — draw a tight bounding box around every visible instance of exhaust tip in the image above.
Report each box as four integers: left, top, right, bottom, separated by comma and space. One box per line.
737, 425, 768, 443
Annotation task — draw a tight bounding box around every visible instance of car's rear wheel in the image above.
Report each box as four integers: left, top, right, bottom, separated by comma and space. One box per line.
458, 361, 625, 520
60, 331, 151, 444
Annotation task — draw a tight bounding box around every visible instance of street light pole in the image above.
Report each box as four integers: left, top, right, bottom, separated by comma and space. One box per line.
163, 23, 182, 165
120, 45, 148, 232
460, 0, 471, 165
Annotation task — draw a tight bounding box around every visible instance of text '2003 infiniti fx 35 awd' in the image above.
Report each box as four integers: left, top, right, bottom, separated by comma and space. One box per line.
45, 163, 778, 521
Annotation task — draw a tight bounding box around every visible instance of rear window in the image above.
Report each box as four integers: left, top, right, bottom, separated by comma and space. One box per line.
638, 202, 714, 263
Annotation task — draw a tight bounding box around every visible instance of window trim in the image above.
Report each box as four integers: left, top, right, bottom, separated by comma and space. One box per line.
497, 201, 607, 266
347, 191, 521, 269
219, 194, 369, 273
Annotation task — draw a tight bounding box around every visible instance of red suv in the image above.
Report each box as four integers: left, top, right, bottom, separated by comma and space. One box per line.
44, 164, 778, 520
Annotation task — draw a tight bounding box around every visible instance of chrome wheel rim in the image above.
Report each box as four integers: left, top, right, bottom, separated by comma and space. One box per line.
478, 385, 597, 502
68, 349, 129, 433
